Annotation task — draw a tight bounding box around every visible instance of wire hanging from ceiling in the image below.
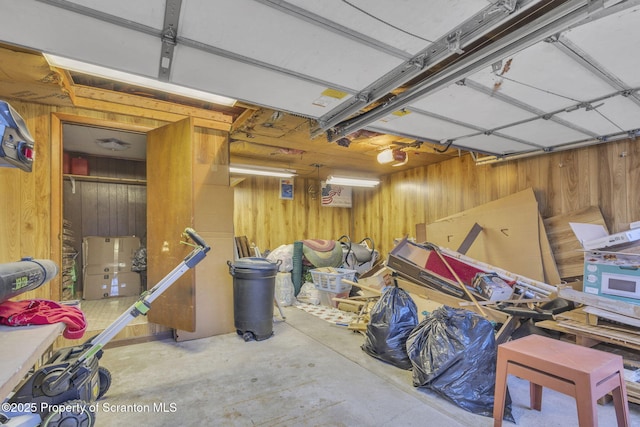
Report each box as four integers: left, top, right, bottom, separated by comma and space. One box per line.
308, 163, 322, 200
341, 0, 434, 43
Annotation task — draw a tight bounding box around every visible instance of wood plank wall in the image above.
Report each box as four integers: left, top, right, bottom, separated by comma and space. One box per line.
2, 97, 639, 303
235, 137, 640, 262
233, 177, 352, 252
0, 99, 165, 302
0, 102, 52, 300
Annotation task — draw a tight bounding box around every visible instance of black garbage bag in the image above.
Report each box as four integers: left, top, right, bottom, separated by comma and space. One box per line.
406, 305, 514, 422
361, 286, 418, 370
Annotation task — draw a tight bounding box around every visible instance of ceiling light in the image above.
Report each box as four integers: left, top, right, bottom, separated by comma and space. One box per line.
377, 148, 408, 166
229, 164, 296, 178
95, 138, 131, 151
326, 176, 380, 188
44, 54, 236, 107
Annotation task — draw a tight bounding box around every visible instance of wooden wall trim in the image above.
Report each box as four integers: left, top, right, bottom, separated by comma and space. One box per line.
51, 112, 158, 300
53, 113, 156, 133
72, 85, 233, 124
50, 114, 62, 301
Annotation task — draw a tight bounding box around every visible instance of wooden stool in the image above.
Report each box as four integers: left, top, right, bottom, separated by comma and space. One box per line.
493, 334, 630, 427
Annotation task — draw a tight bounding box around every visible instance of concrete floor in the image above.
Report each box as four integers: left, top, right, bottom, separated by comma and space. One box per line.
96, 306, 640, 426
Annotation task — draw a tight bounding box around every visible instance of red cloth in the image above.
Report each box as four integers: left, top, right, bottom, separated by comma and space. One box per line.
0, 299, 87, 339
424, 251, 486, 286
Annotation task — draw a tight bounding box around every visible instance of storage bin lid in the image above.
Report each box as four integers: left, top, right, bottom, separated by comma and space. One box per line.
231, 257, 279, 271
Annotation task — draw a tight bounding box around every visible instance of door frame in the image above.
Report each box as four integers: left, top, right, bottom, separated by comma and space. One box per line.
51, 112, 155, 300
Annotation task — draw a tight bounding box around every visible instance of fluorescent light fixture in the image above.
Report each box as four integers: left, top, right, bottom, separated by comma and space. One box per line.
44, 54, 236, 107
326, 175, 380, 188
229, 164, 296, 178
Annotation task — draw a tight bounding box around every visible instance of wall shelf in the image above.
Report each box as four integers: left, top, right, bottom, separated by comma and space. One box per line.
63, 174, 146, 185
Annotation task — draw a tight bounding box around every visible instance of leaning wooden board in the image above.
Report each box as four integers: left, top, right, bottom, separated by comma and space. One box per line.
419, 188, 561, 285
543, 205, 608, 280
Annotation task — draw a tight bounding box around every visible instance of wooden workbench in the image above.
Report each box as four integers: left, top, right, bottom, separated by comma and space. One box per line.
0, 323, 65, 399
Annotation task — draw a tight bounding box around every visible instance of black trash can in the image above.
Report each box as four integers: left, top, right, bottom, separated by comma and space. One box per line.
228, 257, 280, 341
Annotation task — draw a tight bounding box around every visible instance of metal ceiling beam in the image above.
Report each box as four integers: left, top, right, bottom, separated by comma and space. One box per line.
36, 0, 161, 37
564, 0, 640, 29
550, 34, 640, 108
366, 121, 543, 157
158, 0, 182, 81
462, 78, 599, 137
312, 0, 534, 136
474, 126, 640, 164
255, 0, 413, 61
175, 36, 356, 97
36, 0, 358, 101
326, 0, 601, 141
395, 104, 548, 151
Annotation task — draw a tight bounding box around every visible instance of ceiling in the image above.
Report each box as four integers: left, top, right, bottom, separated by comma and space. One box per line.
2, 0, 640, 177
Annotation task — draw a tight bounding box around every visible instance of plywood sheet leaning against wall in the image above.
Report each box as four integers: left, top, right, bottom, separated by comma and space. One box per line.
543, 206, 608, 281
417, 188, 561, 285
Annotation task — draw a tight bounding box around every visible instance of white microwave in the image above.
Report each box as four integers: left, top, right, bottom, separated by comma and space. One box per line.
601, 271, 640, 300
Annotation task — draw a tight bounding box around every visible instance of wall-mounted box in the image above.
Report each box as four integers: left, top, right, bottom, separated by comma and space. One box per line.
583, 251, 640, 306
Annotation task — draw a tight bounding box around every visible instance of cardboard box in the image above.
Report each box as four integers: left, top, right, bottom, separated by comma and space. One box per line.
570, 222, 640, 305
83, 272, 141, 300
83, 236, 141, 271
570, 222, 640, 251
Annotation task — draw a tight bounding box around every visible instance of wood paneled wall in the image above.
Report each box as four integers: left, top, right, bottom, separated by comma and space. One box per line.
0, 99, 165, 302
3, 97, 639, 304
233, 177, 352, 252
353, 139, 640, 259
234, 137, 640, 262
0, 101, 53, 300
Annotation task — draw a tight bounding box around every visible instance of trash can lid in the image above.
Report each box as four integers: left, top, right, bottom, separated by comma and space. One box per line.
232, 257, 279, 271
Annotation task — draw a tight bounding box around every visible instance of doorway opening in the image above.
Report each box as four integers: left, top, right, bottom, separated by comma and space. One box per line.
60, 120, 167, 344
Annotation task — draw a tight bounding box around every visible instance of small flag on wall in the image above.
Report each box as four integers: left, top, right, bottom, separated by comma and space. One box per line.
321, 181, 352, 207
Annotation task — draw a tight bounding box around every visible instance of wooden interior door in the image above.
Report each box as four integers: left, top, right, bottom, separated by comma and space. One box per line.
146, 118, 196, 331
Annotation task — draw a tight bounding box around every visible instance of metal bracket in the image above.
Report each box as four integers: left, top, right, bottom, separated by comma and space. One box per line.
158, 0, 182, 82
588, 0, 605, 13
499, 0, 518, 13
585, 102, 604, 111
356, 91, 371, 103
409, 54, 427, 70
446, 30, 464, 55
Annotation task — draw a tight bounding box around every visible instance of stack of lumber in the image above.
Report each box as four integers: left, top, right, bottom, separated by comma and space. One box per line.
61, 219, 77, 300
337, 277, 517, 345
536, 287, 640, 403
235, 236, 253, 258
543, 206, 608, 281
550, 288, 640, 350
